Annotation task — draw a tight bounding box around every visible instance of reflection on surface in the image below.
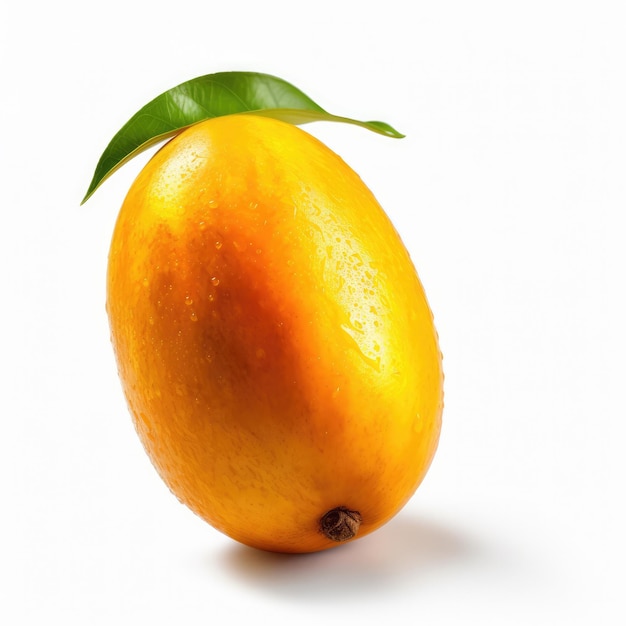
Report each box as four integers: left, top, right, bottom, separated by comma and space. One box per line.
213, 514, 485, 600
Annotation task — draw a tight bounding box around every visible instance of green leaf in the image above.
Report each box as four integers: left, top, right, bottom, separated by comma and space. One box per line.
81, 71, 404, 204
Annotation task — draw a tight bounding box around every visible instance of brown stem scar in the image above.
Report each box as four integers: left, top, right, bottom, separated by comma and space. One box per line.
320, 506, 362, 542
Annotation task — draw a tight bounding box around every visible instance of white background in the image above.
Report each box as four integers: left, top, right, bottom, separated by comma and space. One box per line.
2, 1, 625, 623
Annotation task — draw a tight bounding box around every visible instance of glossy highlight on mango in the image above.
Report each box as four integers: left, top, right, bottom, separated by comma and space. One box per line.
106, 114, 443, 553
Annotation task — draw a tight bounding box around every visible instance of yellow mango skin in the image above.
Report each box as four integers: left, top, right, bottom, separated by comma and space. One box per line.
107, 114, 443, 553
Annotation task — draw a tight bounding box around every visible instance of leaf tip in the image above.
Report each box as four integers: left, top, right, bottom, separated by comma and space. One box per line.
80, 181, 97, 206
366, 120, 405, 138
